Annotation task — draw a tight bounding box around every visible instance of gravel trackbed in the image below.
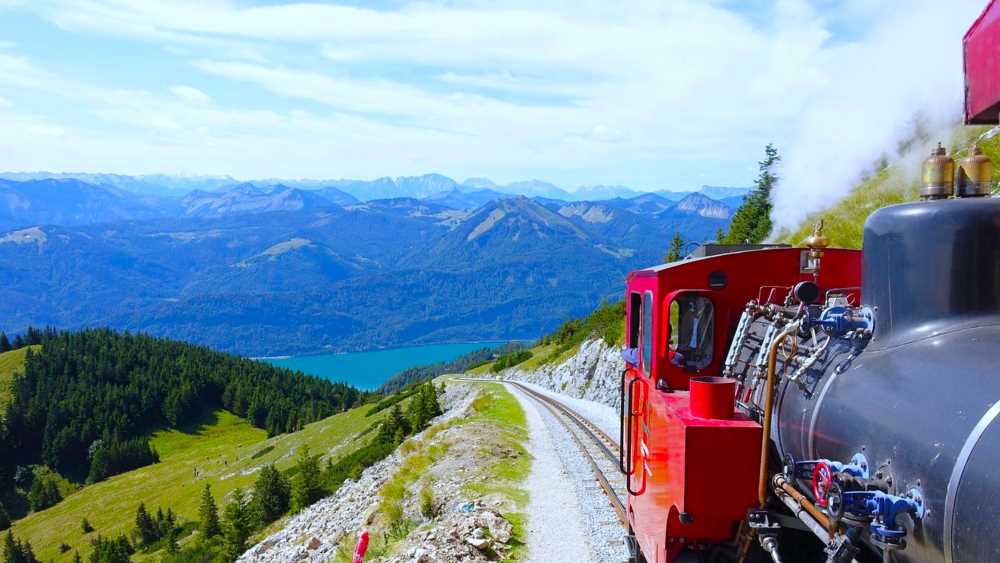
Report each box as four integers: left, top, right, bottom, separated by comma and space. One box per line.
507, 383, 628, 563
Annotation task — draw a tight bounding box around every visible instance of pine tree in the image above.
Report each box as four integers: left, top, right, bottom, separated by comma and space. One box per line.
0, 333, 10, 353
291, 447, 325, 513
4, 531, 22, 563
222, 489, 253, 561
27, 476, 61, 511
134, 502, 158, 546
88, 534, 133, 563
715, 227, 725, 243
378, 405, 410, 445
20, 541, 37, 563
723, 143, 779, 244
73, 552, 83, 563
424, 384, 442, 419
198, 484, 222, 539
253, 464, 291, 524
0, 503, 9, 531
665, 232, 685, 263
81, 517, 94, 534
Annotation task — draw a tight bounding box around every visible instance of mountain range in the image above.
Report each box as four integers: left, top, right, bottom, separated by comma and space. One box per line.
0, 174, 747, 355
0, 171, 746, 205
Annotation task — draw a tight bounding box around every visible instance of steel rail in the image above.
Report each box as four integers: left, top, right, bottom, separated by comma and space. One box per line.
507, 381, 628, 528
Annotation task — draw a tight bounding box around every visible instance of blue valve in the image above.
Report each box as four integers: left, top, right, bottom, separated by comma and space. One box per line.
793, 453, 870, 480
841, 489, 925, 545
811, 306, 873, 336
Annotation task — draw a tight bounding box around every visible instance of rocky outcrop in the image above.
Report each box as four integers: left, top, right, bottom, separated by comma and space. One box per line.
498, 338, 624, 407
239, 382, 480, 563
386, 505, 514, 563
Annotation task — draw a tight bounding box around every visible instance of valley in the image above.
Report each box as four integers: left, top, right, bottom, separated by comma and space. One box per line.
0, 174, 742, 356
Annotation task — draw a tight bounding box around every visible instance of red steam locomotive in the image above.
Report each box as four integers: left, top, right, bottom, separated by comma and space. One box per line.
620, 3, 1000, 562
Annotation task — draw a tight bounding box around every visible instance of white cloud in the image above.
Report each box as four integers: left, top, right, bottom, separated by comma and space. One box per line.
170, 85, 211, 104
0, 0, 988, 193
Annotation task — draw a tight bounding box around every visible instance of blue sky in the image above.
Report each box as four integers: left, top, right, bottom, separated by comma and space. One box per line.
0, 0, 986, 203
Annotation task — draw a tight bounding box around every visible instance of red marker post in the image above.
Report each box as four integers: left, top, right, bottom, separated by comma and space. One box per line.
353, 530, 370, 563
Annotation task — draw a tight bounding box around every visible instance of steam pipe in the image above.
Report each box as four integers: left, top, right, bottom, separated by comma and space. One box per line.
758, 321, 800, 506
760, 535, 783, 563
773, 474, 836, 537
773, 475, 861, 563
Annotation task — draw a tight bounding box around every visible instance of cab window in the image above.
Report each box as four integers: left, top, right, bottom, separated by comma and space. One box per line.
668, 294, 714, 370
629, 292, 642, 349
642, 292, 653, 374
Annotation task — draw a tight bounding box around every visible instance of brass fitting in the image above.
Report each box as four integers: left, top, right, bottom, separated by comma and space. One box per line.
956, 146, 993, 197
805, 219, 829, 261
921, 142, 955, 200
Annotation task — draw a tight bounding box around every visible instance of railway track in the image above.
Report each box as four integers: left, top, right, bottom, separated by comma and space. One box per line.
506, 381, 628, 528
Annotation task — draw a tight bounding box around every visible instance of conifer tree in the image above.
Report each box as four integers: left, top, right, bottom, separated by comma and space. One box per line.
378, 404, 410, 445
253, 464, 291, 524
134, 502, 157, 546
0, 503, 9, 531
81, 517, 94, 534
73, 552, 83, 563
222, 489, 253, 561
722, 143, 779, 244
665, 232, 685, 263
198, 484, 222, 539
290, 447, 324, 513
0, 333, 10, 353
27, 476, 61, 511
424, 383, 442, 419
20, 541, 37, 563
88, 534, 133, 563
4, 531, 21, 563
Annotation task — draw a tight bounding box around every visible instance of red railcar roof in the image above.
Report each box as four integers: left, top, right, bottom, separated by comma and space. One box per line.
965, 0, 1000, 124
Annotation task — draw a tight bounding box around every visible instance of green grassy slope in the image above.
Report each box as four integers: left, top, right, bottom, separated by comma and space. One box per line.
777, 125, 1000, 248
11, 404, 382, 561
0, 345, 38, 412
472, 300, 626, 373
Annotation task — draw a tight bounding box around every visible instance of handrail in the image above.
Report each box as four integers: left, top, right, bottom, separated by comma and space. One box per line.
618, 368, 628, 474
625, 377, 643, 495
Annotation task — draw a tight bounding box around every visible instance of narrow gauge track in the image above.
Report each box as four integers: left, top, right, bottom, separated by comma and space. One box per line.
506, 381, 628, 528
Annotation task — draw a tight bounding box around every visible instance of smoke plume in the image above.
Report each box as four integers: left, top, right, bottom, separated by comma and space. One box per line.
773, 0, 987, 230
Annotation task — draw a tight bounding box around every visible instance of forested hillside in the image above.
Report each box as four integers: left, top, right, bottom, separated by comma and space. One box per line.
0, 329, 367, 493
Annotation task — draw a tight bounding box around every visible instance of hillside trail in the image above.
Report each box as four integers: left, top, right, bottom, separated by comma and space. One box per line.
506, 383, 629, 563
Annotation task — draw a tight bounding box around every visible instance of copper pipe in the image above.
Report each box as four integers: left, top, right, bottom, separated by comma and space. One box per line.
773, 474, 837, 537
757, 322, 799, 506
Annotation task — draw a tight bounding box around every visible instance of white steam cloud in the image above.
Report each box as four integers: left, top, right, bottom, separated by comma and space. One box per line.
773, 0, 987, 230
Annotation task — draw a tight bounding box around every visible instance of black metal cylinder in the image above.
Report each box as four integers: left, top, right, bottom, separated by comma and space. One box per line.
862, 198, 1000, 349
774, 198, 1000, 563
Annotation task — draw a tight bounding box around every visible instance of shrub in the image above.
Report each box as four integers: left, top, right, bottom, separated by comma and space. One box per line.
489, 350, 533, 373
419, 485, 436, 519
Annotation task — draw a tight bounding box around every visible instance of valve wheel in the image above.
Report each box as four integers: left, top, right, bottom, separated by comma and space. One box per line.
812, 462, 834, 508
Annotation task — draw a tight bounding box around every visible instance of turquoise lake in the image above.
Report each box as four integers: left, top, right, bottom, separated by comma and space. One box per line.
261, 342, 508, 390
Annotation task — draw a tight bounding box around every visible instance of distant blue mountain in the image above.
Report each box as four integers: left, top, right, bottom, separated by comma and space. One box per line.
0, 176, 739, 355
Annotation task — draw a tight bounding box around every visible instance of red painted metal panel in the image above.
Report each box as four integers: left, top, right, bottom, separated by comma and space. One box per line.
965, 0, 1000, 124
